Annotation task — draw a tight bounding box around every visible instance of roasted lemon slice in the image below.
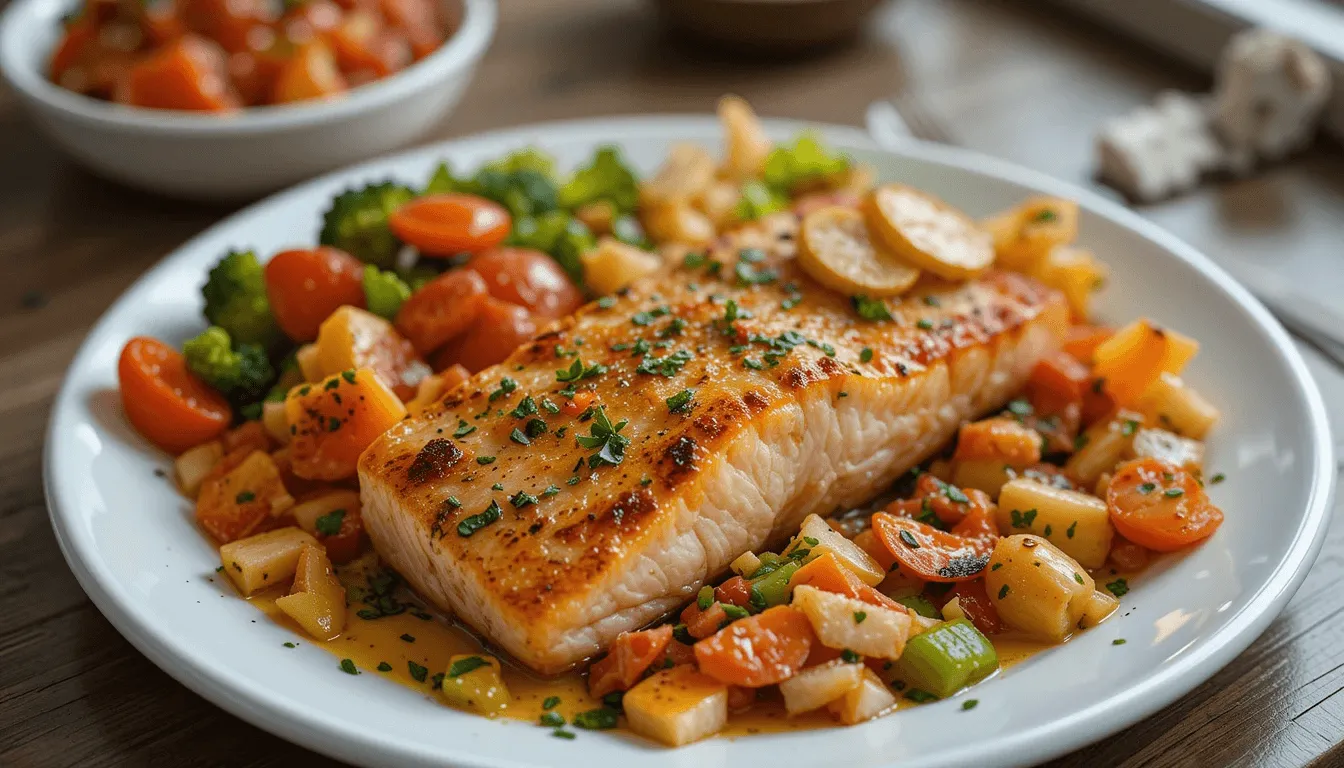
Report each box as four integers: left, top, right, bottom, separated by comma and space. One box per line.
864, 184, 994, 281
797, 206, 921, 297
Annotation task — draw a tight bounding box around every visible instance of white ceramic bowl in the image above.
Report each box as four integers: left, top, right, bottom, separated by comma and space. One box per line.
0, 0, 496, 200
44, 116, 1334, 767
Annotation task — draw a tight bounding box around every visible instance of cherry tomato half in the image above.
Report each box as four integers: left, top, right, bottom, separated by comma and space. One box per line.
264, 246, 366, 342
469, 247, 584, 320
118, 337, 233, 454
388, 194, 511, 256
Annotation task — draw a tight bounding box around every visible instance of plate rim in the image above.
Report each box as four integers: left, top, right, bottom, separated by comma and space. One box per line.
42, 113, 1337, 768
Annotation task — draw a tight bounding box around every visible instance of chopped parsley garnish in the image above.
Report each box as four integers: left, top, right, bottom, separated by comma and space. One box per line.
457, 500, 502, 537
860, 347, 874, 363
1067, 521, 1078, 538
575, 406, 631, 468
315, 509, 346, 536
941, 481, 970, 504
1032, 208, 1058, 223
840, 649, 861, 664
1138, 482, 1156, 494
899, 530, 920, 549
631, 306, 670, 326
543, 696, 561, 710
408, 661, 429, 682
453, 420, 476, 438
510, 428, 531, 446
488, 378, 518, 402
541, 398, 561, 414
400, 633, 416, 642
597, 296, 617, 309
854, 611, 868, 624
524, 418, 548, 438
851, 295, 893, 321
448, 656, 490, 677
552, 729, 576, 740
283, 642, 296, 648
735, 261, 778, 285
998, 585, 1010, 599
510, 396, 537, 418
476, 456, 496, 465
666, 388, 695, 414
923, 295, 941, 307
539, 712, 565, 727
905, 689, 938, 703
339, 658, 359, 675
1164, 488, 1185, 498
1074, 572, 1085, 584
916, 318, 934, 330
510, 491, 538, 508
377, 662, 393, 672
572, 708, 619, 730
1121, 419, 1140, 437
962, 699, 978, 710
541, 485, 561, 497
235, 491, 255, 504
1105, 578, 1129, 597
1113, 638, 1127, 645
1009, 508, 1038, 529
637, 349, 693, 377
556, 358, 607, 382
1210, 472, 1225, 484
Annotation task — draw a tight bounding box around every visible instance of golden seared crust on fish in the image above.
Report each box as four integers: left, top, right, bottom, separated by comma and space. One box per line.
358, 213, 1069, 674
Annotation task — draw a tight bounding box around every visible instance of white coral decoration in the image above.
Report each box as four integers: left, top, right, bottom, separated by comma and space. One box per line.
1211, 28, 1331, 162
1096, 91, 1224, 202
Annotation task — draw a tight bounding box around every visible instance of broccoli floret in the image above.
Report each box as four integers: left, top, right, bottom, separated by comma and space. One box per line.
610, 214, 651, 249
182, 326, 275, 403
558, 146, 640, 214
762, 131, 850, 194
201, 250, 282, 349
319, 181, 415, 268
363, 266, 411, 319
508, 211, 595, 284
480, 147, 557, 178
425, 151, 561, 219
735, 179, 789, 221
424, 161, 469, 195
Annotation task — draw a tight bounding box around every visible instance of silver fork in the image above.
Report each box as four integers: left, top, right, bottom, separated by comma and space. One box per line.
864, 98, 1344, 370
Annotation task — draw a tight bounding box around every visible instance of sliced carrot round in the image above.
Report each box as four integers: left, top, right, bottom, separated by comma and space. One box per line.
694, 605, 814, 687
1107, 458, 1222, 552
118, 337, 232, 454
588, 625, 673, 698
871, 511, 995, 583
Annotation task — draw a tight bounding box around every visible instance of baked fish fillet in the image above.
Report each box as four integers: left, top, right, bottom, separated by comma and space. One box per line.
359, 214, 1069, 674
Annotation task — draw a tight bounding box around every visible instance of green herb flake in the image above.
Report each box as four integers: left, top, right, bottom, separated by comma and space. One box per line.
851, 295, 893, 321
1113, 638, 1127, 645
899, 530, 920, 549
458, 500, 503, 537
1164, 488, 1185, 498
477, 455, 497, 465
377, 661, 393, 672
235, 491, 256, 504
905, 689, 938, 703
1105, 578, 1129, 598
962, 699, 979, 710
998, 585, 1009, 600
854, 611, 868, 624
1066, 521, 1077, 539
408, 661, 429, 682
448, 656, 490, 677
339, 658, 359, 675
283, 642, 296, 648
315, 508, 346, 536
572, 708, 619, 730
488, 378, 518, 402
840, 649, 861, 664
539, 712, 566, 728
1009, 508, 1038, 529
860, 347, 874, 363
543, 696, 561, 710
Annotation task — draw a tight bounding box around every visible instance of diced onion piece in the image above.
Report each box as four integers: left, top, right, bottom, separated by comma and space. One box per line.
1137, 373, 1220, 440
797, 205, 921, 297
641, 143, 717, 205
997, 478, 1113, 569
624, 666, 728, 746
218, 527, 318, 596
275, 544, 346, 640
941, 596, 967, 622
262, 401, 290, 445
1065, 409, 1146, 486
718, 95, 772, 180
827, 668, 897, 725
792, 585, 913, 659
896, 618, 999, 698
786, 514, 884, 586
1125, 428, 1205, 473
580, 237, 662, 295
985, 535, 1094, 642
296, 343, 324, 382
863, 184, 994, 280
175, 440, 224, 498
643, 202, 716, 247
1079, 589, 1120, 629
730, 551, 763, 577
441, 654, 509, 715
778, 658, 864, 715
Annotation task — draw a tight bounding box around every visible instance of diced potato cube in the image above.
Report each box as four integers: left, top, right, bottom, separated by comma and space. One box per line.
1066, 409, 1145, 485
290, 490, 362, 535
694, 180, 743, 226
196, 451, 295, 543
786, 514, 884, 586
262, 401, 290, 445
792, 585, 913, 659
1137, 373, 1219, 440
643, 202, 716, 247
1125, 428, 1205, 473
997, 478, 1113, 569
730, 551, 762, 577
1079, 589, 1120, 629
952, 459, 1015, 500
441, 655, 509, 715
580, 237, 663, 295
218, 527, 318, 596
624, 666, 728, 746
296, 343, 324, 382
778, 658, 863, 715
175, 440, 224, 498
275, 544, 346, 640
827, 668, 897, 725
986, 535, 1094, 642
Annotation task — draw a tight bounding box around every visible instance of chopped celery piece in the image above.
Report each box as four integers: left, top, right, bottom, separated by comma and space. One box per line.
896, 619, 998, 699
749, 551, 786, 579
896, 595, 942, 620
748, 561, 799, 611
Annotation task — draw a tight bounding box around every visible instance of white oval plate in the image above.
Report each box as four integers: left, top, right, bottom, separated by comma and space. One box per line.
45, 116, 1334, 768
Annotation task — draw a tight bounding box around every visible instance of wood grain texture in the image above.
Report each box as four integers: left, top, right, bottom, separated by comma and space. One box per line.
1, 0, 1342, 766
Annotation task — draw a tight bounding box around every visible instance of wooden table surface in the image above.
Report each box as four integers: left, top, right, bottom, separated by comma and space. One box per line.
2, 0, 1342, 765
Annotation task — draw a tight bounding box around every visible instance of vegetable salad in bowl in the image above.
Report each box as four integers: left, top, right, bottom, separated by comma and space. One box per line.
114, 97, 1225, 747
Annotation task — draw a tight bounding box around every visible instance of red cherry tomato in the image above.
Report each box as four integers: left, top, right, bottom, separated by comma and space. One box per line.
118, 337, 232, 453
469, 247, 584, 320
433, 297, 537, 373
388, 194, 511, 256
264, 246, 367, 342
393, 269, 488, 355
